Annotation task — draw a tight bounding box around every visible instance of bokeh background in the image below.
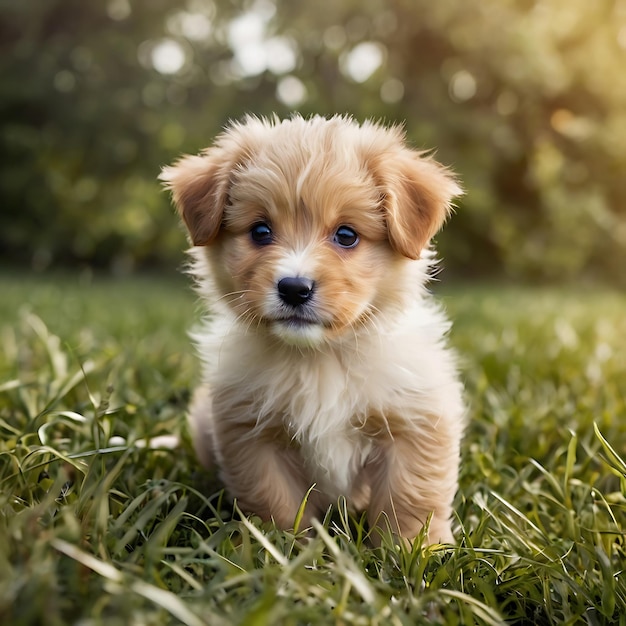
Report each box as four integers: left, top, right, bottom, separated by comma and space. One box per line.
2, 0, 625, 283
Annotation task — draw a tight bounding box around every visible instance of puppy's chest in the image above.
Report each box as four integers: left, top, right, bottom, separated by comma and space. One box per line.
286, 405, 371, 498
276, 362, 373, 496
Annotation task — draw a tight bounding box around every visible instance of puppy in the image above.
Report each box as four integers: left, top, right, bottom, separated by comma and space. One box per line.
161, 114, 465, 544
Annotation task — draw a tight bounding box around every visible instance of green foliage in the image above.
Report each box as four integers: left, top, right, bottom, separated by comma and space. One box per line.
1, 273, 625, 624
1, 0, 625, 281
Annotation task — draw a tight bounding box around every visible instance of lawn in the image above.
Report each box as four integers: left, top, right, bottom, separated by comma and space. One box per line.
0, 271, 624, 625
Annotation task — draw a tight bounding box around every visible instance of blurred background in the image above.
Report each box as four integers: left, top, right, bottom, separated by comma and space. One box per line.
1, 0, 625, 283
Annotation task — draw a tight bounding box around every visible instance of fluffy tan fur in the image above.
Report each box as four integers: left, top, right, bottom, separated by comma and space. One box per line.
161, 114, 465, 544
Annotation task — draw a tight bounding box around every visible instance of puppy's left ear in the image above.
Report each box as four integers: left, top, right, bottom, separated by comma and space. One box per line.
159, 149, 232, 246
375, 151, 462, 260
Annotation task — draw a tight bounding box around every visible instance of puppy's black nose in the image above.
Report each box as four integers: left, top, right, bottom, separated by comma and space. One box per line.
277, 277, 315, 307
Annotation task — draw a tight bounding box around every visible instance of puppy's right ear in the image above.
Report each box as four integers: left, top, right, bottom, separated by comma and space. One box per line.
159, 149, 231, 246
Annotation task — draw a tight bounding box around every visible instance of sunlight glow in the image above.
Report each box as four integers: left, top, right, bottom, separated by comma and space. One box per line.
265, 37, 298, 75
341, 42, 385, 83
168, 11, 213, 42
106, 0, 131, 21
227, 7, 296, 77
151, 39, 186, 75
449, 70, 477, 102
276, 75, 307, 107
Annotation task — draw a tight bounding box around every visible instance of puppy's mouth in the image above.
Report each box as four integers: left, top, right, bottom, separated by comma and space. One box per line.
265, 310, 332, 346
274, 314, 320, 327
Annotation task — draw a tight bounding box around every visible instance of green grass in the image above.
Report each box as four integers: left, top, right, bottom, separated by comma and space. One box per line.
1, 272, 624, 625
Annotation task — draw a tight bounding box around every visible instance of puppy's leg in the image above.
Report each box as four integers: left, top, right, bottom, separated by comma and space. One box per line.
214, 421, 318, 529
367, 419, 460, 545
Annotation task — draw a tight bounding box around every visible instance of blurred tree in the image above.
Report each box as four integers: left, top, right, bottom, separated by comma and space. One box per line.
0, 0, 215, 271
1, 0, 625, 282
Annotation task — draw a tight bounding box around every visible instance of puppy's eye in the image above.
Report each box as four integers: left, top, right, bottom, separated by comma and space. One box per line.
250, 222, 273, 246
333, 225, 359, 249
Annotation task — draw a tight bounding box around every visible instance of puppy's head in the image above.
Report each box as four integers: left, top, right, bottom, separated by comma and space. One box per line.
161, 115, 461, 348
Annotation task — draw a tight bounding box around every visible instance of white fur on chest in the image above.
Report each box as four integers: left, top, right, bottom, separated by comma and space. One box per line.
278, 356, 373, 498
222, 335, 374, 497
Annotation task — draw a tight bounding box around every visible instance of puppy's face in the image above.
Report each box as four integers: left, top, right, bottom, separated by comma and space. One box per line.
215, 158, 394, 346
161, 116, 461, 347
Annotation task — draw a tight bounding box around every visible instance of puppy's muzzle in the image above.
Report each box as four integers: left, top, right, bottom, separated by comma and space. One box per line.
277, 276, 315, 308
